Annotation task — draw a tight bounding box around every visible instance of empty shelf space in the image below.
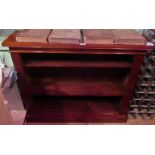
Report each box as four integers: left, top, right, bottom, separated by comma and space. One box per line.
21, 53, 133, 68
27, 67, 129, 97
30, 79, 125, 97
24, 60, 131, 68
25, 97, 126, 123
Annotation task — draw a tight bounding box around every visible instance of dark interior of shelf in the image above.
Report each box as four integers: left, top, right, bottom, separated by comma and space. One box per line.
26, 68, 130, 97
24, 60, 132, 68
25, 96, 126, 123
23, 53, 131, 123
22, 53, 133, 68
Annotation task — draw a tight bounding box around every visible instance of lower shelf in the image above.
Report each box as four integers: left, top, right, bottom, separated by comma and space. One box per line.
25, 97, 127, 124
30, 80, 124, 96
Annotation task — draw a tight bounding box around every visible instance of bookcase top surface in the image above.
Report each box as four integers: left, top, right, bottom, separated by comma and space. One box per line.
2, 30, 154, 51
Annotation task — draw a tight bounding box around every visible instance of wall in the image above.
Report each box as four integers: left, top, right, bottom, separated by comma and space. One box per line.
0, 29, 15, 67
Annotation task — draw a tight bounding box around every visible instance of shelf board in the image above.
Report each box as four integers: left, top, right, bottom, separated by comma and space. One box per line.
24, 60, 131, 68
30, 79, 124, 96
25, 97, 126, 124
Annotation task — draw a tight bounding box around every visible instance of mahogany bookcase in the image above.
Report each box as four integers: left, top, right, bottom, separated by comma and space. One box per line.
2, 31, 153, 124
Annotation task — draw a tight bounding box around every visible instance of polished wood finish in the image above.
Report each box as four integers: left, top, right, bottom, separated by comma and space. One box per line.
24, 60, 131, 68
25, 97, 126, 123
2, 30, 151, 124
30, 79, 124, 97
120, 55, 144, 113
11, 52, 32, 109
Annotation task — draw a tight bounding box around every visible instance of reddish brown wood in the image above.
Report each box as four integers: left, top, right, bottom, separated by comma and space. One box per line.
48, 29, 81, 44
120, 55, 144, 113
83, 29, 114, 44
111, 29, 146, 45
2, 31, 154, 51
30, 79, 124, 97
25, 97, 126, 123
26, 66, 128, 98
11, 53, 32, 109
2, 30, 151, 124
24, 60, 131, 68
9, 49, 147, 55
16, 29, 51, 43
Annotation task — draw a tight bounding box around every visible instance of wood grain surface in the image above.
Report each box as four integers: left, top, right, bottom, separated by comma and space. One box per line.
3, 31, 153, 51
16, 29, 51, 43
48, 29, 81, 44
83, 29, 114, 44
111, 29, 146, 45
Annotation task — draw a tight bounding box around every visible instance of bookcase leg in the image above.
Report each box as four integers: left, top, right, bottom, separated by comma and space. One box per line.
120, 54, 144, 113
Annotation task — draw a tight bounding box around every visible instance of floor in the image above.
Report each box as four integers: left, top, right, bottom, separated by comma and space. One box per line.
3, 84, 26, 125
2, 83, 155, 125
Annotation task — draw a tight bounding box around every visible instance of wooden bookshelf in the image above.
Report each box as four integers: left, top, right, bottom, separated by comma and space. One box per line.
2, 29, 152, 124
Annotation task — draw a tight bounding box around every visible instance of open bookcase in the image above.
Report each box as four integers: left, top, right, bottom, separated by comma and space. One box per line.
22, 53, 139, 123
2, 30, 152, 124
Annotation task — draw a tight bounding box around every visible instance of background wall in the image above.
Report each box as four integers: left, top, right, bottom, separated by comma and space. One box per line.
0, 29, 15, 67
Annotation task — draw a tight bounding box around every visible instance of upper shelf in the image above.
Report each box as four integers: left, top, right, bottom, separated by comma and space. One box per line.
22, 53, 133, 68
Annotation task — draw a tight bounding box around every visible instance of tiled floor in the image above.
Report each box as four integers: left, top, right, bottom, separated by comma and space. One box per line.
3, 83, 155, 125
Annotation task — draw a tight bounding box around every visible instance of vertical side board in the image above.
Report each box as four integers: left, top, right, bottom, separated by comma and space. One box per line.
11, 51, 32, 109
120, 54, 145, 113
